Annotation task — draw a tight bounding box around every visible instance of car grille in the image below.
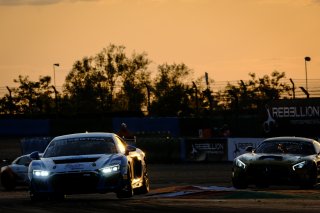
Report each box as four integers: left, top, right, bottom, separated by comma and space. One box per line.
247, 164, 290, 182
53, 158, 99, 164
51, 172, 99, 193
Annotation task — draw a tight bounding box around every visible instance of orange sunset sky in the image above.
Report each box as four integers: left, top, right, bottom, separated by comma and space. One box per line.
0, 0, 319, 88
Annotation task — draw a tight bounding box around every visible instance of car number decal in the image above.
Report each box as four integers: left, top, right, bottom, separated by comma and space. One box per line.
65, 163, 85, 170
262, 157, 276, 160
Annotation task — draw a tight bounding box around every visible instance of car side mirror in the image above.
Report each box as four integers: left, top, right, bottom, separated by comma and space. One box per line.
125, 145, 136, 155
245, 146, 254, 153
29, 151, 40, 160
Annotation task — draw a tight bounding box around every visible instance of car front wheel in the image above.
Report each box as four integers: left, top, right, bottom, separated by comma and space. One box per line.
116, 166, 134, 199
134, 173, 150, 195
232, 171, 248, 189
300, 165, 318, 189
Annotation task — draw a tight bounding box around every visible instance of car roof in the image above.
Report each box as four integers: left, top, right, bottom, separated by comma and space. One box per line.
14, 154, 31, 160
52, 132, 117, 141
263, 136, 316, 144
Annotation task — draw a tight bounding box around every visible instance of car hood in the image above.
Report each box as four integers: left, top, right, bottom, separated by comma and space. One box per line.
32, 154, 123, 173
238, 153, 311, 166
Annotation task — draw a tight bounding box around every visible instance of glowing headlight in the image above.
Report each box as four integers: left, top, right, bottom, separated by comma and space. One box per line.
292, 161, 306, 171
236, 159, 246, 169
100, 165, 120, 174
33, 170, 50, 177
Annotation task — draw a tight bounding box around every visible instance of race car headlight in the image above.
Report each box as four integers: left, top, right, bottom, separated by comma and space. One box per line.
235, 159, 246, 169
33, 170, 50, 177
292, 161, 306, 171
100, 165, 120, 174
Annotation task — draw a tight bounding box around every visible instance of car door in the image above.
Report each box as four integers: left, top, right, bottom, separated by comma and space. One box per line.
11, 156, 31, 183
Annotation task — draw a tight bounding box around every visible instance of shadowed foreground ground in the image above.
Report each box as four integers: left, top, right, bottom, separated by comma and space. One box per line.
1, 163, 320, 213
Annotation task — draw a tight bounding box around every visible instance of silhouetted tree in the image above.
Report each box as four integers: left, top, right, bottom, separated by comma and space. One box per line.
190, 75, 215, 115
114, 51, 151, 113
94, 44, 128, 111
217, 71, 291, 112
0, 41, 294, 118
0, 75, 55, 115
63, 44, 151, 114
63, 57, 107, 114
0, 87, 17, 115
150, 63, 192, 116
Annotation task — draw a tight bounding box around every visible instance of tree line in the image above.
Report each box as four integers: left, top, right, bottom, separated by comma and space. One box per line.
0, 44, 291, 117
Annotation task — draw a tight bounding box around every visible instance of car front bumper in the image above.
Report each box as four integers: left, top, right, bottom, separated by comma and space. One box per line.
233, 164, 315, 186
30, 171, 125, 194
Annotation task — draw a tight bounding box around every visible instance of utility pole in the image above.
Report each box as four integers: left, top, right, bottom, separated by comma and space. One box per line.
192, 81, 199, 113
204, 72, 213, 111
304, 56, 311, 93
289, 78, 295, 99
53, 63, 60, 88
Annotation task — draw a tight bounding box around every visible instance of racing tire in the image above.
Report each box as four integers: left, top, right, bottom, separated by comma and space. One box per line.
0, 172, 16, 191
134, 173, 150, 195
232, 177, 248, 189
116, 166, 134, 199
300, 166, 318, 189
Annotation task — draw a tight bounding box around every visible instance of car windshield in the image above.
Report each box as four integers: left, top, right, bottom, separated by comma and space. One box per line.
255, 140, 316, 155
43, 137, 117, 157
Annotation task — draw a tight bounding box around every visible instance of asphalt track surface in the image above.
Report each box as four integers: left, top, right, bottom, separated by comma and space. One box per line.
1, 163, 320, 213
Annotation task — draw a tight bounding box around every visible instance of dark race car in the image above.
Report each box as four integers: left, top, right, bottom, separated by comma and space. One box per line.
28, 132, 149, 200
232, 136, 320, 189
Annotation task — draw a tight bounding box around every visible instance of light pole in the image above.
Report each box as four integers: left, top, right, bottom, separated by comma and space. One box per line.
304, 56, 311, 93
53, 63, 60, 87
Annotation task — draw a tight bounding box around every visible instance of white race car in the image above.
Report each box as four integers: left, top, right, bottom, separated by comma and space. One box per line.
28, 132, 149, 200
1, 155, 32, 190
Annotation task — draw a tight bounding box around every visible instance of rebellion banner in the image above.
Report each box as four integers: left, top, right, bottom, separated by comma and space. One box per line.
184, 138, 228, 162
262, 98, 320, 137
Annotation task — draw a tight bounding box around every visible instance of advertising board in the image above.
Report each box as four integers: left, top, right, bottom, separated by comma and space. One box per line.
262, 98, 320, 136
184, 138, 228, 162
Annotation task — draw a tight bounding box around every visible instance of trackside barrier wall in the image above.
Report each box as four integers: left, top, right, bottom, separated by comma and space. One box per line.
136, 137, 181, 163
179, 137, 264, 162
18, 136, 265, 162
0, 119, 50, 136
181, 138, 228, 162
227, 138, 264, 161
113, 117, 180, 137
